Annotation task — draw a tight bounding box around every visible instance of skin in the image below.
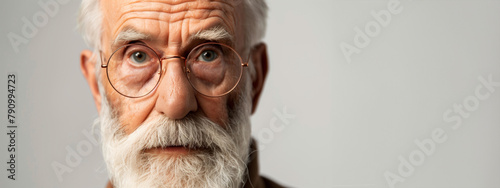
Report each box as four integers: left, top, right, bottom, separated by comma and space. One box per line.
80, 0, 268, 155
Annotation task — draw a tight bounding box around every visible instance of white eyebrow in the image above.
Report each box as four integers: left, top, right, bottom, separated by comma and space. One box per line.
190, 26, 233, 43
112, 26, 233, 48
113, 28, 150, 47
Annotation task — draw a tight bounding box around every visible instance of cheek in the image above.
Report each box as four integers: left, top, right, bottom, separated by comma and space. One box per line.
196, 96, 230, 127
119, 102, 155, 134
196, 76, 249, 127
103, 81, 156, 134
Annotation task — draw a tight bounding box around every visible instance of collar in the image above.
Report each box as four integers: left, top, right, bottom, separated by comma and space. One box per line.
243, 139, 265, 188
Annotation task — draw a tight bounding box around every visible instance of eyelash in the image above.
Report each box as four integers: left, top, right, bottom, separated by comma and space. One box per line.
123, 40, 230, 58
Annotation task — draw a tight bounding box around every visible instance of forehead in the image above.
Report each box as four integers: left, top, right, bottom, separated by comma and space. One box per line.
101, 0, 241, 49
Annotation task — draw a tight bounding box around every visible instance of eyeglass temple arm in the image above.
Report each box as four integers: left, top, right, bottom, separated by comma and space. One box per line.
99, 50, 108, 68
242, 49, 252, 67
242, 46, 255, 67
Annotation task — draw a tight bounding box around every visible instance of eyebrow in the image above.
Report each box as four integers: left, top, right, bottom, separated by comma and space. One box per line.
112, 28, 151, 48
112, 26, 234, 49
189, 26, 233, 45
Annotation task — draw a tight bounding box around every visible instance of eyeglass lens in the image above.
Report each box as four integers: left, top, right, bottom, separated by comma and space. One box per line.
105, 43, 243, 98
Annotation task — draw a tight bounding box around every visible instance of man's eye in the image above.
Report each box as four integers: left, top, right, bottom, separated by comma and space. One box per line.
130, 51, 149, 64
197, 50, 218, 62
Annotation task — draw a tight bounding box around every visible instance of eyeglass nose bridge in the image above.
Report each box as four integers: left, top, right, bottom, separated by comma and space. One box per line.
159, 55, 187, 73
160, 55, 185, 61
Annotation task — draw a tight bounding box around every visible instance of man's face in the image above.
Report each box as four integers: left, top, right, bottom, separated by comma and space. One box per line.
80, 0, 267, 187
99, 0, 246, 136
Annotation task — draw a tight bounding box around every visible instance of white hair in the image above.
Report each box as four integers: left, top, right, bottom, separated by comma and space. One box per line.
241, 0, 268, 47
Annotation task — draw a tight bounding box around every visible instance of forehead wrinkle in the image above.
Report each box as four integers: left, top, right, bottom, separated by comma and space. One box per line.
115, 0, 235, 27
109, 0, 237, 43
114, 10, 235, 30
122, 0, 235, 11
112, 16, 229, 45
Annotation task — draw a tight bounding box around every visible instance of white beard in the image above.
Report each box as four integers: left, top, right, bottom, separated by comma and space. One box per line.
97, 94, 252, 188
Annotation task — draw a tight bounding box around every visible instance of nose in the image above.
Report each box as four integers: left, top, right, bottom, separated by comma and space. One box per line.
154, 57, 197, 119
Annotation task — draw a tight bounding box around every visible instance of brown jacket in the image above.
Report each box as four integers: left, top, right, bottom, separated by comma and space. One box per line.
105, 140, 285, 188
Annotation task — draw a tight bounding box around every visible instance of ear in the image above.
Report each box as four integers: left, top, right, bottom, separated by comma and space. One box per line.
249, 43, 269, 114
80, 50, 102, 113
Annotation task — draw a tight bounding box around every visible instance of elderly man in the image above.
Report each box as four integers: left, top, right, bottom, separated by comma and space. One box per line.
78, 0, 282, 187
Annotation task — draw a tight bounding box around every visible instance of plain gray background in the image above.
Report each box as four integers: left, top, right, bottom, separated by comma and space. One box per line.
1, 0, 500, 187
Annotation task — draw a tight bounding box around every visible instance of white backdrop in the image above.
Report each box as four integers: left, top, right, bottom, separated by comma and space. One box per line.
1, 0, 499, 187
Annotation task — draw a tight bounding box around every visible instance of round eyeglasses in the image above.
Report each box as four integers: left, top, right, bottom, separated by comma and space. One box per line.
100, 42, 248, 98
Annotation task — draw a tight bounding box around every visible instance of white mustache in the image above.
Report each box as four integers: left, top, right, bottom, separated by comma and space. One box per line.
116, 113, 236, 154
